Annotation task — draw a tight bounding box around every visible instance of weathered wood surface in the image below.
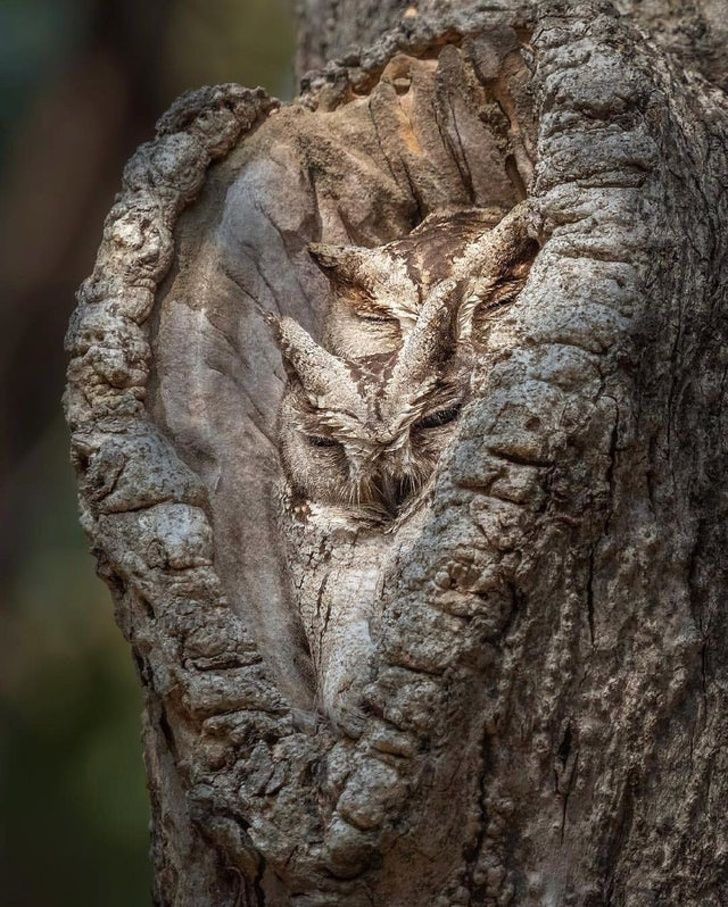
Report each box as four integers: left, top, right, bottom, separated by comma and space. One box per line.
296, 0, 728, 91
65, 2, 728, 904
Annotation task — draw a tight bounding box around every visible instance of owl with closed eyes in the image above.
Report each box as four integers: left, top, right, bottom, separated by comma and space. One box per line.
272, 202, 539, 728
277, 288, 465, 522
277, 201, 539, 522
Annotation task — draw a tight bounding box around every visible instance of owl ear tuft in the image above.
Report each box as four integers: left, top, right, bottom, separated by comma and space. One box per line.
274, 316, 360, 404
453, 201, 542, 342
309, 242, 421, 324
308, 243, 371, 286
385, 283, 458, 402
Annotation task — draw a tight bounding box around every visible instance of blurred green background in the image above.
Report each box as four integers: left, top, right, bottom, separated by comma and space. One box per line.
0, 2, 295, 903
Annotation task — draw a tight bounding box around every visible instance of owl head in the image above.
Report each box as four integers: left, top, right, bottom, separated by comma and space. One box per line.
276, 285, 467, 520
276, 203, 540, 522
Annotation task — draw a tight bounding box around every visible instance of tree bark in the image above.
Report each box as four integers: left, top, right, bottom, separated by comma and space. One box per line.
65, 2, 728, 905
295, 0, 728, 89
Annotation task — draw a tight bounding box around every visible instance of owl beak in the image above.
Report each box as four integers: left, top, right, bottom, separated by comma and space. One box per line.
373, 454, 426, 517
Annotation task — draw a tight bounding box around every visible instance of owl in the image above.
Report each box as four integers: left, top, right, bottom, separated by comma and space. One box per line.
276, 201, 539, 522
273, 202, 539, 729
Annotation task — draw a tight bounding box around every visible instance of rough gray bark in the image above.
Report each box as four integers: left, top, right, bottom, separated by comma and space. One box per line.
296, 0, 728, 89
65, 2, 728, 905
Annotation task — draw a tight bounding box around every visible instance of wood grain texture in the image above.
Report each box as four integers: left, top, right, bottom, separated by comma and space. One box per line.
65, 2, 728, 904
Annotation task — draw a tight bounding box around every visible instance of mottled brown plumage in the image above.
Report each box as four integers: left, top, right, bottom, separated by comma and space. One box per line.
276, 203, 539, 522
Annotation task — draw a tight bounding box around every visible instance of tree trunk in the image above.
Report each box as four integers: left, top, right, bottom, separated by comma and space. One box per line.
65, 2, 728, 904
295, 0, 728, 88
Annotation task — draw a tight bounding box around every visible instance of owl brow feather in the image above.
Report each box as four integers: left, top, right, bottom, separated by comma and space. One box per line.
274, 317, 365, 406
308, 242, 420, 321
301, 409, 369, 445
384, 378, 440, 440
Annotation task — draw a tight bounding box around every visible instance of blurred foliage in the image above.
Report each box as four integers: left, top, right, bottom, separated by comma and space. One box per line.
163, 0, 296, 100
0, 421, 151, 905
0, 1, 295, 904
0, 0, 92, 163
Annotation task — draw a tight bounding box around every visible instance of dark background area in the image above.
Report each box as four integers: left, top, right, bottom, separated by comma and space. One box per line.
0, 2, 295, 903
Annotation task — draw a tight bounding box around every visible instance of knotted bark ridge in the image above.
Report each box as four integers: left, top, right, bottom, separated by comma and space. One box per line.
65, 3, 728, 904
